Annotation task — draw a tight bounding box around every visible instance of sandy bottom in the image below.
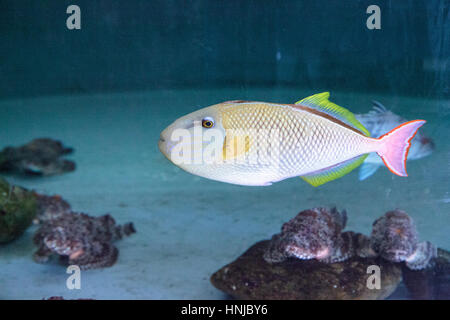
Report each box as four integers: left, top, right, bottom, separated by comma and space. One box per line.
0, 88, 448, 299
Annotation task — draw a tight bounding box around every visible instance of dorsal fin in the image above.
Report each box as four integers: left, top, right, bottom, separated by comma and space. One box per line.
370, 100, 388, 114
295, 92, 370, 137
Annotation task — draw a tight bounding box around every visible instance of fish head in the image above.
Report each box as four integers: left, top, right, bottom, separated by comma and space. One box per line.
408, 132, 435, 160
43, 226, 83, 256
377, 227, 417, 262
158, 102, 229, 177
284, 237, 333, 261
373, 211, 419, 262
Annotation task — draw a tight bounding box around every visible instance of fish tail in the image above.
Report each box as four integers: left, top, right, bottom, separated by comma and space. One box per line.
114, 222, 136, 240
376, 120, 426, 176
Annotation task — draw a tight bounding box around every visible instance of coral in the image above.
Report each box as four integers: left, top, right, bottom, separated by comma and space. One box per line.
370, 210, 436, 270
263, 207, 369, 264
33, 211, 136, 270
0, 138, 75, 176
0, 178, 37, 243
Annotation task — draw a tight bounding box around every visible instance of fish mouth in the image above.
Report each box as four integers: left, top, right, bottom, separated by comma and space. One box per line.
421, 138, 435, 154
384, 249, 409, 261
158, 133, 175, 161
158, 135, 167, 155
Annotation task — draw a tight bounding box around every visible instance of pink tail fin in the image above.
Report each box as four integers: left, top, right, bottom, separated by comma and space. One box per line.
377, 120, 426, 176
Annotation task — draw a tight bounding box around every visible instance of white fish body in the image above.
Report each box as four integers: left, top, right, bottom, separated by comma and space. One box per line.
159, 93, 426, 187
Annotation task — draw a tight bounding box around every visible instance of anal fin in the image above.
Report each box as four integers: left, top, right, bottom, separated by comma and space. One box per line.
301, 154, 368, 187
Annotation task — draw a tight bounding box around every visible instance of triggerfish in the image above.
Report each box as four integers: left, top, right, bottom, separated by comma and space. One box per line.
158, 92, 426, 187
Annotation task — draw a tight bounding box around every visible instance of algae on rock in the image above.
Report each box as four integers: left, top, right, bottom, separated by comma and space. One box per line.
0, 178, 37, 243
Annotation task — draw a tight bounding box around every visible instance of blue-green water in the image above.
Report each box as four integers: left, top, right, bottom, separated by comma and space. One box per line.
0, 88, 448, 299
0, 0, 448, 300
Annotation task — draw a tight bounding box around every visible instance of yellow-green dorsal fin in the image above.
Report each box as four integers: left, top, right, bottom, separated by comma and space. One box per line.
295, 92, 370, 137
301, 154, 369, 187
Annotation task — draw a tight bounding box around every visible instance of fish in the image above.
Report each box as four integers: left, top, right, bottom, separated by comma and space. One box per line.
355, 101, 434, 181
158, 92, 426, 187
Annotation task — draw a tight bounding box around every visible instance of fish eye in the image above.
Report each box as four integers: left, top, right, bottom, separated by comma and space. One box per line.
202, 117, 214, 128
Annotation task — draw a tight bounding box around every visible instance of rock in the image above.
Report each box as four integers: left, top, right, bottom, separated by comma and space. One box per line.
402, 248, 450, 299
0, 178, 38, 243
211, 240, 402, 300
0, 138, 75, 176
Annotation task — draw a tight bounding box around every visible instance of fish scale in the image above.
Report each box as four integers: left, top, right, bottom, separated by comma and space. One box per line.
159, 93, 426, 186
220, 102, 368, 178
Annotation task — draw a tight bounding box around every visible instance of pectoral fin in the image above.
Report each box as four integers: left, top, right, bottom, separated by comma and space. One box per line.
222, 134, 251, 161
358, 163, 380, 181
301, 154, 368, 187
